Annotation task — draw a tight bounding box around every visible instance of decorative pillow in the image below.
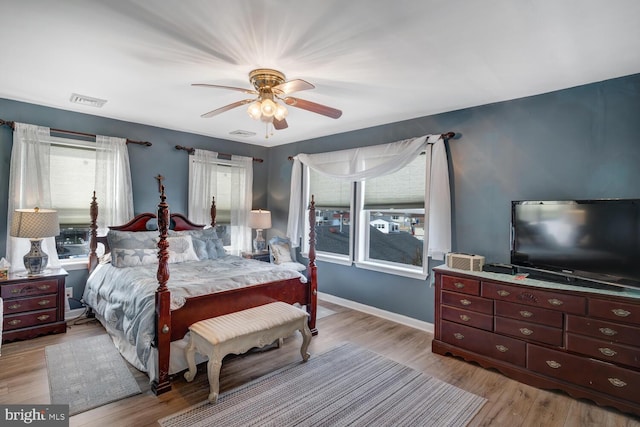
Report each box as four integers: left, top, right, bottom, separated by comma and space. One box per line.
169, 228, 223, 259
270, 242, 293, 264
112, 248, 157, 268
108, 230, 159, 251
190, 238, 208, 260
166, 235, 199, 264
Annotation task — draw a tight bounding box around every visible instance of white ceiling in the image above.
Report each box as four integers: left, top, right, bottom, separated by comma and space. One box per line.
2, 0, 639, 147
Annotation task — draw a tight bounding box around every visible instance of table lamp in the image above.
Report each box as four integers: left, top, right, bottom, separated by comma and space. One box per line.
10, 207, 60, 275
248, 209, 271, 252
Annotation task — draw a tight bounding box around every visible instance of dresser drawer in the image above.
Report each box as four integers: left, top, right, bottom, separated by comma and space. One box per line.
528, 344, 640, 405
566, 333, 640, 369
441, 320, 526, 366
442, 306, 493, 331
482, 282, 586, 314
566, 315, 639, 346
1, 279, 59, 298
495, 300, 563, 327
3, 294, 57, 314
441, 275, 480, 296
441, 291, 493, 314
495, 316, 563, 347
589, 298, 640, 324
3, 309, 58, 331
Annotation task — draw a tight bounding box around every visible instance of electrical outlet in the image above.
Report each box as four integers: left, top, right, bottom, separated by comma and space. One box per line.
65, 287, 73, 299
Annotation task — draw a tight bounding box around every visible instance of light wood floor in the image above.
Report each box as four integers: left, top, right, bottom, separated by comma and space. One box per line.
1, 301, 639, 427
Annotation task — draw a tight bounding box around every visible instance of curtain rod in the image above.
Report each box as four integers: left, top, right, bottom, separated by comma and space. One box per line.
0, 118, 152, 147
287, 131, 457, 160
175, 145, 264, 163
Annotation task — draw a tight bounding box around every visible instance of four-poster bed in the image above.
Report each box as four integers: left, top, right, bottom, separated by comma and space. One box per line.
85, 189, 318, 395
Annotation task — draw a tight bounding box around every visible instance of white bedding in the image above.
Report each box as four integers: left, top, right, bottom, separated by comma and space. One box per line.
82, 255, 306, 380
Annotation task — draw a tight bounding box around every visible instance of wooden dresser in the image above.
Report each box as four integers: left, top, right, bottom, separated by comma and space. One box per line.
432, 265, 640, 417
1, 268, 67, 343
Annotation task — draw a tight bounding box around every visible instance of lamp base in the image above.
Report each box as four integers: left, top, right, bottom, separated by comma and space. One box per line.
24, 238, 48, 275
253, 229, 266, 252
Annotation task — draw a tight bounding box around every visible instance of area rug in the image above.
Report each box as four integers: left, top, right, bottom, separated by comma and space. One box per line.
158, 343, 486, 427
45, 334, 142, 416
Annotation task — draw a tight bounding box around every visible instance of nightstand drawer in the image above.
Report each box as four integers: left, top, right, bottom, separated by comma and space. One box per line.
1, 279, 59, 298
3, 309, 58, 331
4, 294, 57, 314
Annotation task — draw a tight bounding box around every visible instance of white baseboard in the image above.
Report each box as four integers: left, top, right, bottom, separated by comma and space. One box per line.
318, 292, 434, 334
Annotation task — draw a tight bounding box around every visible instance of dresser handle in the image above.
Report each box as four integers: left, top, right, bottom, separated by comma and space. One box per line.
546, 360, 561, 369
460, 299, 472, 306
548, 298, 563, 306
454, 282, 465, 289
495, 345, 509, 353
8, 303, 21, 310
11, 288, 20, 294
37, 315, 50, 321
38, 299, 50, 306
8, 319, 22, 326
37, 284, 51, 291
497, 290, 510, 297
599, 347, 617, 357
598, 327, 618, 336
459, 314, 471, 322
519, 310, 533, 318
611, 308, 631, 318
608, 378, 627, 388
453, 333, 464, 340
519, 328, 533, 336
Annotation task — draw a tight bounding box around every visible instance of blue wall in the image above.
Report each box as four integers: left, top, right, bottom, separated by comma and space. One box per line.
2, 73, 639, 321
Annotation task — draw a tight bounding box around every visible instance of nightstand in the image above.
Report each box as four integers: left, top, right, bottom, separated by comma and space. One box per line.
1, 268, 68, 343
241, 251, 271, 263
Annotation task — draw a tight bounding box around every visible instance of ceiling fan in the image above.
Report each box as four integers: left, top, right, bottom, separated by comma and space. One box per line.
193, 69, 342, 134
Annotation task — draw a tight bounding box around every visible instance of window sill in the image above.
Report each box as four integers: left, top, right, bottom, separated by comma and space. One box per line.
354, 260, 428, 280
59, 259, 89, 271
301, 251, 353, 267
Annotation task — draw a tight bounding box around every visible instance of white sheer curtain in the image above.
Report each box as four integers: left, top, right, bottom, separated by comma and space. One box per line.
230, 155, 253, 252
287, 135, 451, 260
6, 123, 60, 272
94, 135, 134, 235
188, 149, 218, 225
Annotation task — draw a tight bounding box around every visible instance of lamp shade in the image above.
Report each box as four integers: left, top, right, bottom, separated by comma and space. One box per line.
10, 208, 60, 239
248, 210, 272, 230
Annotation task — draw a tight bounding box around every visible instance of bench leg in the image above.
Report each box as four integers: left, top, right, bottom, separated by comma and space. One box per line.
207, 353, 223, 403
300, 322, 312, 362
184, 336, 198, 382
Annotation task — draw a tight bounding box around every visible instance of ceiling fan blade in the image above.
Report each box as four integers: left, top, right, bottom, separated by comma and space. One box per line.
283, 97, 342, 119
273, 118, 288, 130
192, 83, 258, 95
272, 79, 315, 95
200, 99, 253, 118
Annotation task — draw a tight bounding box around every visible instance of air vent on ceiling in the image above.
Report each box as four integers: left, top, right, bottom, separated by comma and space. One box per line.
229, 130, 256, 137
69, 93, 107, 108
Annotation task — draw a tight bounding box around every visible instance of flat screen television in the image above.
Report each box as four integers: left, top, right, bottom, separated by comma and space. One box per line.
510, 199, 640, 291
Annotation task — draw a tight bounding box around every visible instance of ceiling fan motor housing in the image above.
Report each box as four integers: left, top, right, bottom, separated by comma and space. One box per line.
249, 69, 286, 93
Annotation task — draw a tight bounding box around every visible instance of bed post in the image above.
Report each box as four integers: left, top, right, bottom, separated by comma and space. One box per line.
152, 186, 172, 395
88, 191, 99, 273
210, 196, 216, 227
307, 195, 318, 335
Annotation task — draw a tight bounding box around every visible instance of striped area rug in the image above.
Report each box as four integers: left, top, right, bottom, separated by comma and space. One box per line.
159, 343, 486, 427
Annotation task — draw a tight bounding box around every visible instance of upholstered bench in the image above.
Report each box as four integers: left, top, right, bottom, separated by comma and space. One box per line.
183, 301, 312, 403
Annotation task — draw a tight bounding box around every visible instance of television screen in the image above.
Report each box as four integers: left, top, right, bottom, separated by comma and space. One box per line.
511, 199, 640, 290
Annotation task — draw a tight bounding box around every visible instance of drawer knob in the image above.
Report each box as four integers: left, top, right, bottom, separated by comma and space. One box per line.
8, 303, 21, 310
38, 299, 51, 306
598, 347, 617, 357
460, 299, 472, 306
608, 378, 627, 388
37, 284, 51, 290
495, 345, 509, 353
611, 308, 631, 318
8, 319, 22, 326
548, 298, 563, 306
497, 290, 510, 297
453, 333, 465, 340
598, 327, 618, 337
459, 314, 471, 322
11, 288, 20, 294
519, 310, 533, 318
519, 328, 533, 336
454, 282, 465, 289
37, 314, 50, 321
546, 360, 562, 369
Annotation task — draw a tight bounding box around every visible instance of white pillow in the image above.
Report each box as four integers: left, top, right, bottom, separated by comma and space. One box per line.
167, 235, 199, 264
112, 248, 157, 268
270, 242, 293, 264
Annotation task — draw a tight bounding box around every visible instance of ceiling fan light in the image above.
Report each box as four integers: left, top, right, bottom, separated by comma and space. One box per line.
247, 101, 262, 120
274, 104, 288, 121
260, 98, 276, 117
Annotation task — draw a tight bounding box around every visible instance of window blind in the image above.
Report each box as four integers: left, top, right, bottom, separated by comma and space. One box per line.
309, 168, 352, 209
363, 155, 425, 210
49, 144, 96, 224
